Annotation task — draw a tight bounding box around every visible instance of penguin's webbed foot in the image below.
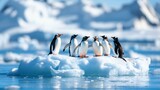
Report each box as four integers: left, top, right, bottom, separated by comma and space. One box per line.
78, 56, 83, 58
95, 55, 102, 57
71, 55, 76, 57
84, 56, 89, 58
48, 52, 52, 55
78, 55, 88, 58
104, 54, 109, 56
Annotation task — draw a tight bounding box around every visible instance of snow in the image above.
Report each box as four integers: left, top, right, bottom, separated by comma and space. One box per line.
8, 55, 151, 77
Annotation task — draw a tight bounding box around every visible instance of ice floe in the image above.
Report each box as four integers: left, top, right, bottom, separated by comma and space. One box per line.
8, 55, 151, 77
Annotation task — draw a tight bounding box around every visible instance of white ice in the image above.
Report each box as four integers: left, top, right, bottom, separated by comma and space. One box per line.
8, 55, 151, 77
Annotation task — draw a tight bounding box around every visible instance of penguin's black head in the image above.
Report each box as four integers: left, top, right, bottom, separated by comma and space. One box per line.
71, 34, 78, 40
101, 35, 108, 40
93, 36, 98, 41
111, 36, 118, 41
56, 34, 63, 37
82, 36, 90, 41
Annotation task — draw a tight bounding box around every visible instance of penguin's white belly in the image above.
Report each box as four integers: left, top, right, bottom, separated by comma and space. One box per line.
53, 38, 61, 54
93, 42, 103, 56
78, 41, 88, 56
102, 41, 110, 55
70, 39, 78, 56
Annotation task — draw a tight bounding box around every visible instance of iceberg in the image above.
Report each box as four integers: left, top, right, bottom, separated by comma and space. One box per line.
8, 55, 151, 77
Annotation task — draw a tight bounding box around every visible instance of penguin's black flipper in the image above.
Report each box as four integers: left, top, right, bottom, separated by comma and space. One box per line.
99, 42, 103, 46
115, 46, 118, 54
63, 43, 70, 52
113, 41, 118, 55
99, 42, 105, 50
73, 44, 80, 55
49, 35, 56, 54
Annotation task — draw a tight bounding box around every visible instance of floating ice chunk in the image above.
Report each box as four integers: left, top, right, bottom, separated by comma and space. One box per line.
18, 35, 41, 51
152, 69, 160, 75
8, 68, 18, 76
8, 55, 151, 77
3, 52, 34, 63
4, 52, 23, 62
5, 85, 20, 90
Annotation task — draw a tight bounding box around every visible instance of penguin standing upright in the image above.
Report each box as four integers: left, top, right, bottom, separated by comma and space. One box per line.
92, 36, 103, 56
101, 35, 111, 56
111, 37, 126, 62
63, 34, 78, 57
48, 34, 63, 55
73, 36, 90, 58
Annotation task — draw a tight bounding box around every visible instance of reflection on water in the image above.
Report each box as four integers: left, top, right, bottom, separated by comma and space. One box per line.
0, 60, 160, 89
4, 75, 148, 89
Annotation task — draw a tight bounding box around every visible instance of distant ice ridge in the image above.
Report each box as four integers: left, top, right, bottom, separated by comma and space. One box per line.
58, 0, 160, 30
8, 55, 151, 77
0, 0, 159, 31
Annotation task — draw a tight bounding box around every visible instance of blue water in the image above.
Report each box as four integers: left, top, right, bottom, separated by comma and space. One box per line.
0, 60, 160, 89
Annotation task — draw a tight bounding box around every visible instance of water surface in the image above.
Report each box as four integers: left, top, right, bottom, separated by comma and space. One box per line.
0, 60, 160, 89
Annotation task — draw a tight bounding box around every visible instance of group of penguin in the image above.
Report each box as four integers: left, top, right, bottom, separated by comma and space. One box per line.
48, 34, 126, 62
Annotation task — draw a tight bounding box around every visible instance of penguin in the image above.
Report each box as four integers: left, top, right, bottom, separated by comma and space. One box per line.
101, 35, 112, 56
92, 36, 103, 57
111, 36, 126, 62
48, 34, 63, 55
63, 34, 78, 57
73, 36, 90, 58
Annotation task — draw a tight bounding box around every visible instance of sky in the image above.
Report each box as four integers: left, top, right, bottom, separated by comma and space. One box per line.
94, 0, 160, 9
